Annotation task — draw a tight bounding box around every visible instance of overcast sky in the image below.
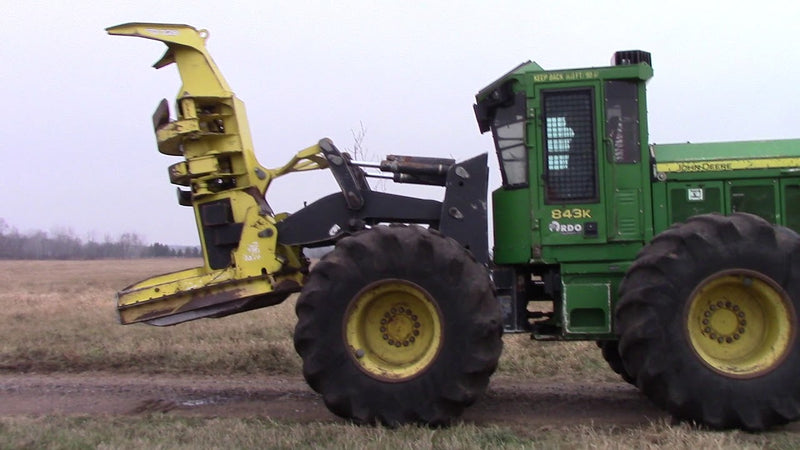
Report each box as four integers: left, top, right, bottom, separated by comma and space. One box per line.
2, 1, 798, 245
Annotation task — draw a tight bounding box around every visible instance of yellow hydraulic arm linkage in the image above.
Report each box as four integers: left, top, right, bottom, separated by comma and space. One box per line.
107, 23, 328, 325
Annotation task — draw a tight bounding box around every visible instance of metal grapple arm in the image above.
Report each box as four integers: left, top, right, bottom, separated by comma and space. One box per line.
108, 23, 322, 325
108, 23, 488, 327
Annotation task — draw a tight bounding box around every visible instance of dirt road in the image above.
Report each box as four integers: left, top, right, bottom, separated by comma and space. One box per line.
0, 372, 679, 427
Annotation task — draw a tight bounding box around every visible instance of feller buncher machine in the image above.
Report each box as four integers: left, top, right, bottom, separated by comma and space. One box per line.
109, 23, 800, 430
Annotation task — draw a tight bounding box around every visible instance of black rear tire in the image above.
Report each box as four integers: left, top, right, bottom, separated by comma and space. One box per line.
616, 213, 800, 430
294, 225, 503, 426
597, 340, 634, 385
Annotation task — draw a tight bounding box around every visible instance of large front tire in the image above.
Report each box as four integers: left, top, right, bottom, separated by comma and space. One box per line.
616, 213, 800, 430
294, 225, 503, 425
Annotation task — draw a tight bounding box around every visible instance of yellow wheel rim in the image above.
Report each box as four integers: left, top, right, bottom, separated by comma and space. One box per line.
343, 280, 443, 382
686, 269, 795, 378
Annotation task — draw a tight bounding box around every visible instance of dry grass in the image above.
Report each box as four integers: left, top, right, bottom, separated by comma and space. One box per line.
0, 259, 611, 379
0, 416, 791, 449
0, 259, 299, 375
500, 336, 619, 382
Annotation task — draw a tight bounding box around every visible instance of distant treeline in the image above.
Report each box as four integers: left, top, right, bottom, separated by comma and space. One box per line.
0, 219, 200, 260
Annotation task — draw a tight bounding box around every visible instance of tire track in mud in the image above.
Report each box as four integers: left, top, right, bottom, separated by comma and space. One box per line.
1, 372, 795, 430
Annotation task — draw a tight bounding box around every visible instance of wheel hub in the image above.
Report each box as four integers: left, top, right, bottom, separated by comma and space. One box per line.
380, 306, 421, 347
700, 300, 746, 343
344, 280, 443, 382
686, 269, 795, 378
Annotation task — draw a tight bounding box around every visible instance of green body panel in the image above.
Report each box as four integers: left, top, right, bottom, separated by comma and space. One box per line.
556, 263, 629, 338
539, 242, 642, 263
477, 54, 800, 340
652, 139, 800, 233
529, 262, 630, 339
651, 139, 800, 234
492, 187, 532, 263
665, 181, 725, 225
728, 180, 779, 223
562, 282, 611, 334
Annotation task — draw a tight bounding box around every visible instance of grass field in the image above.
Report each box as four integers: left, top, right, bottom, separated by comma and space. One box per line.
0, 259, 612, 380
0, 259, 798, 448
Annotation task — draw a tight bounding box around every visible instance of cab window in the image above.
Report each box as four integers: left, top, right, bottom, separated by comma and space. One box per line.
542, 88, 597, 203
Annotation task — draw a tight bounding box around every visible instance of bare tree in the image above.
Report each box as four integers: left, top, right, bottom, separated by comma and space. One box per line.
348, 122, 385, 191
119, 232, 144, 259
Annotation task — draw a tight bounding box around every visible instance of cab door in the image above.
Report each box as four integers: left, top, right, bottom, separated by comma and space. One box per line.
536, 84, 606, 246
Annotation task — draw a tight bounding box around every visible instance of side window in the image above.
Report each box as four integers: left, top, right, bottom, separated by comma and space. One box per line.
604, 80, 640, 164
490, 91, 529, 188
542, 89, 597, 203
